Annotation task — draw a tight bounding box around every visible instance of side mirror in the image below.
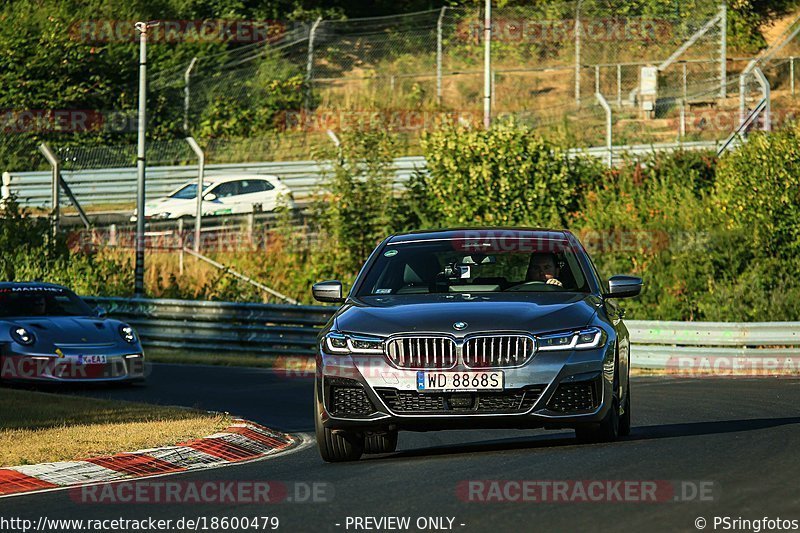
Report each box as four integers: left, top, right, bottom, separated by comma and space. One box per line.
203, 193, 218, 202
312, 280, 345, 303
94, 306, 108, 318
604, 275, 643, 299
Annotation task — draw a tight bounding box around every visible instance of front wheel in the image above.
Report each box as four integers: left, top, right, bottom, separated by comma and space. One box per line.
314, 383, 364, 462
575, 397, 620, 443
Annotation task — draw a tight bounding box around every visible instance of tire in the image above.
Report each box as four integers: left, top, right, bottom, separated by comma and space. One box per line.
618, 374, 631, 437
575, 396, 620, 443
314, 383, 364, 462
364, 431, 398, 454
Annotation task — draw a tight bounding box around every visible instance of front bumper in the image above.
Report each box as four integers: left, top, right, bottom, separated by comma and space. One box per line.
316, 342, 615, 432
0, 350, 146, 383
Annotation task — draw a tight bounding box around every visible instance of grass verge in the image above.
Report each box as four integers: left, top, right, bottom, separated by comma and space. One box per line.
0, 388, 231, 467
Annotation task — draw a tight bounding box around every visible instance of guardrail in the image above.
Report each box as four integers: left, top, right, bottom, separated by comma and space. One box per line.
84, 297, 800, 370
4, 141, 723, 209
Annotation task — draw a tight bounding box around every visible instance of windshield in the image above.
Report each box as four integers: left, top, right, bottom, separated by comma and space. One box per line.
169, 182, 211, 200
0, 286, 95, 317
357, 238, 590, 297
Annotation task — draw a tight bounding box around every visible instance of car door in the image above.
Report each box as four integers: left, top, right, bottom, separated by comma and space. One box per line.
237, 178, 277, 212
203, 180, 240, 216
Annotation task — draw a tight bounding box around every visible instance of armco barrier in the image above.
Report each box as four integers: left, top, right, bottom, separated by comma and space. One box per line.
3, 141, 722, 209
84, 297, 800, 369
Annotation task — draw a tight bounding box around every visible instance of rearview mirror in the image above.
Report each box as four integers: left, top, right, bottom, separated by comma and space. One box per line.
312, 280, 345, 303
604, 275, 643, 299
203, 193, 217, 202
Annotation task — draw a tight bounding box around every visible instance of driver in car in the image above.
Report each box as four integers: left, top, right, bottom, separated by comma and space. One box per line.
526, 253, 563, 287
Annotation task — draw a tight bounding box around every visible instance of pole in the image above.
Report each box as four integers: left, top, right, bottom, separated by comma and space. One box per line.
594, 65, 600, 95
596, 93, 612, 168
306, 17, 322, 111
483, 0, 491, 129
177, 217, 184, 275
436, 6, 446, 107
719, 1, 727, 99
183, 57, 198, 134
682, 62, 688, 102
134, 21, 157, 298
792, 57, 795, 97
616, 64, 622, 106
753, 67, 770, 131
38, 143, 60, 237
679, 100, 686, 138
185, 137, 205, 253
574, 0, 582, 105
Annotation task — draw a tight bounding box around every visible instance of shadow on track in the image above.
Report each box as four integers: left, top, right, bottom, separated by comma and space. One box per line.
362, 416, 800, 462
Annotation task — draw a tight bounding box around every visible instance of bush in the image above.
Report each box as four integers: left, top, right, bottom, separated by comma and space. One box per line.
409, 120, 603, 228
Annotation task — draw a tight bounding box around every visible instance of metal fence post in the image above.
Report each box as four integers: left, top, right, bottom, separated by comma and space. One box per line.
594, 65, 600, 95
682, 62, 688, 102
719, 0, 727, 98
616, 64, 622, 106
436, 6, 446, 107
177, 217, 184, 275
792, 56, 795, 97
483, 0, 492, 129
596, 93, 612, 167
574, 0, 582, 105
185, 137, 205, 252
183, 57, 198, 134
38, 144, 60, 236
305, 17, 322, 111
679, 100, 686, 138
753, 67, 770, 131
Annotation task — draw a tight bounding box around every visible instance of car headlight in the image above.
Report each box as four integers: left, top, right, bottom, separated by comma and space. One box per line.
10, 327, 35, 346
322, 332, 384, 355
119, 325, 137, 344
536, 327, 606, 351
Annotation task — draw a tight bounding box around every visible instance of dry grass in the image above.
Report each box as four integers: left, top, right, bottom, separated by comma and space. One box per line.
0, 388, 231, 467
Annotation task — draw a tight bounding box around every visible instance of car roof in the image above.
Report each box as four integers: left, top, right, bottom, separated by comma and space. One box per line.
0, 282, 70, 291
386, 228, 572, 244
199, 174, 281, 185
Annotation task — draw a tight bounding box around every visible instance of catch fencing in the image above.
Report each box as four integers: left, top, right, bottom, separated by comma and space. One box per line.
85, 296, 800, 371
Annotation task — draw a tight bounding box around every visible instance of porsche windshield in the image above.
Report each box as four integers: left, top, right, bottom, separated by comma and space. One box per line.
357, 239, 590, 296
0, 287, 94, 317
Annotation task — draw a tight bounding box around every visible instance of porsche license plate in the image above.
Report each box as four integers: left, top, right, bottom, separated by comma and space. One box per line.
417, 371, 504, 392
79, 355, 107, 365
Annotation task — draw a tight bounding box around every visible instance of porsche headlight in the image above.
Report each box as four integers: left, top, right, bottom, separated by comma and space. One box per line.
10, 327, 35, 346
119, 325, 137, 344
536, 327, 606, 351
322, 332, 384, 355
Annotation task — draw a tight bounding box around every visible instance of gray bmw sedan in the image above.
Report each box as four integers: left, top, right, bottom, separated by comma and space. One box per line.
312, 228, 642, 462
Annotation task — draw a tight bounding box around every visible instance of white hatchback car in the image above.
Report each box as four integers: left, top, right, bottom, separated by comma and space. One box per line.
132, 174, 295, 221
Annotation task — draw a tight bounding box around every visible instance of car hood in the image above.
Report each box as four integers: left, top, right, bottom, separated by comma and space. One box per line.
334, 292, 601, 337
1, 316, 123, 346
145, 198, 191, 213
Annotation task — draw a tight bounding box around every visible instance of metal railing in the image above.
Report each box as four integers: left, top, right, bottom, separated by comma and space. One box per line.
4, 141, 723, 210
84, 297, 800, 370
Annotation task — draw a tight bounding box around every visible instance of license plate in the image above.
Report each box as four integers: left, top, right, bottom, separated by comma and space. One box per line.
79, 355, 107, 365
417, 371, 504, 392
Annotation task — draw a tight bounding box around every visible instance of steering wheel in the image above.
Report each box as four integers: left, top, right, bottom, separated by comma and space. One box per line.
505, 280, 559, 292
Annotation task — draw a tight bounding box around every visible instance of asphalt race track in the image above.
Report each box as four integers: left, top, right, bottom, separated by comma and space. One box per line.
2, 364, 800, 532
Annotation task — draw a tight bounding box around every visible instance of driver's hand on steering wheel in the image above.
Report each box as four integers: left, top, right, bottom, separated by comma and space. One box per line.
546, 278, 563, 287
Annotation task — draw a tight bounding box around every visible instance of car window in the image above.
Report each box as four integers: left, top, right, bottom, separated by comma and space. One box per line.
240, 179, 274, 194
0, 287, 94, 317
211, 181, 240, 198
357, 240, 590, 296
169, 182, 212, 200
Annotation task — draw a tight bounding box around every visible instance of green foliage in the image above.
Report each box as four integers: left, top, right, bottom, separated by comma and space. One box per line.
408, 120, 603, 228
